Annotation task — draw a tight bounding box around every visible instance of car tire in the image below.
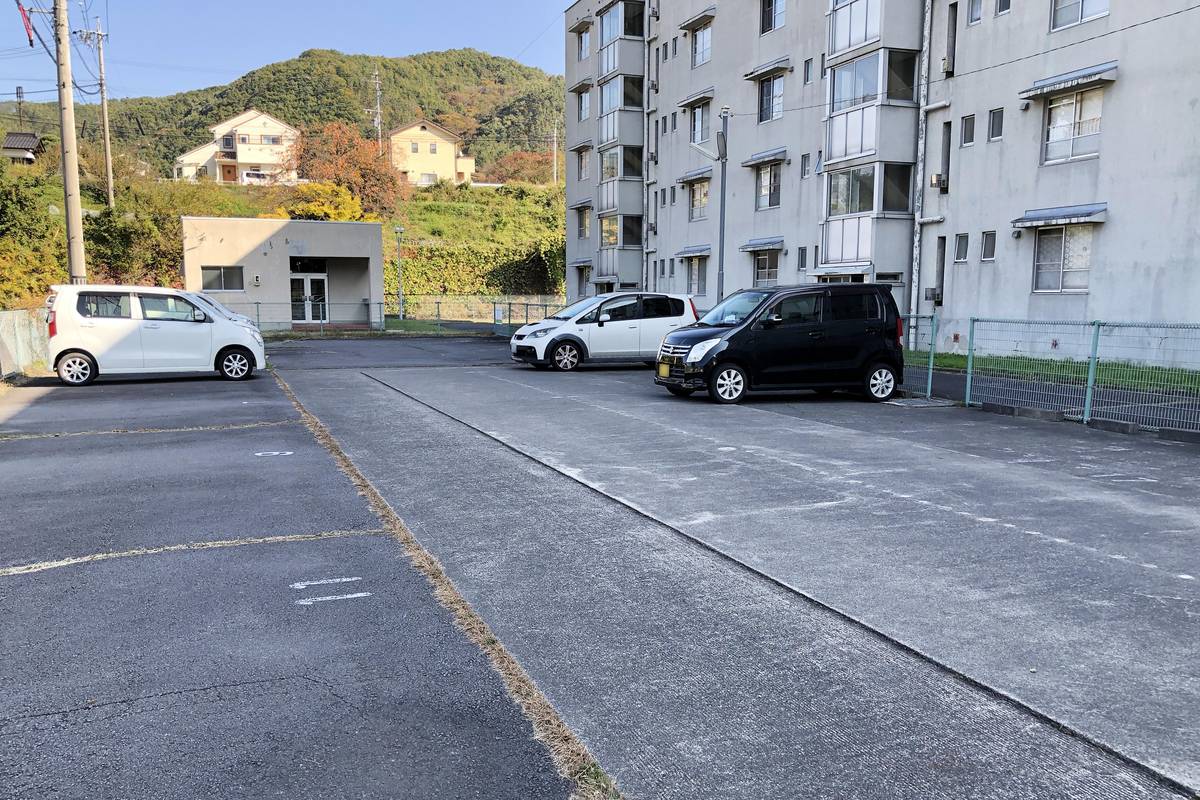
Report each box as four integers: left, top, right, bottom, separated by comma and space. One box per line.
56, 351, 97, 386
666, 386, 695, 397
708, 363, 748, 404
217, 347, 255, 381
550, 341, 582, 372
864, 363, 898, 402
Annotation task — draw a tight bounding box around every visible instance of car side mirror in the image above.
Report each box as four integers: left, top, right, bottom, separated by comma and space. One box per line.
193, 309, 207, 323
761, 313, 783, 327
598, 313, 611, 327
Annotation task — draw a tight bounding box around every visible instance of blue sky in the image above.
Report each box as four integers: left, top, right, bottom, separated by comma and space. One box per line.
1, 0, 565, 102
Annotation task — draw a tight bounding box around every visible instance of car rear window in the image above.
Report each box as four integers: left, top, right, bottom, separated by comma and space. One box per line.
642, 296, 684, 318
828, 292, 880, 321
77, 293, 131, 319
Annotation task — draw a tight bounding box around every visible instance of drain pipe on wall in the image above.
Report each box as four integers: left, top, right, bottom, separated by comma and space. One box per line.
908, 0, 936, 337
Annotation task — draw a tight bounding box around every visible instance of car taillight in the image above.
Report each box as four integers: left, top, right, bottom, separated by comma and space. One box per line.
47, 310, 56, 338
689, 297, 699, 320
896, 316, 904, 344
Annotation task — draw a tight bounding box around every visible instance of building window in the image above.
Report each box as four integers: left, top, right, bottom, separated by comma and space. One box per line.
600, 79, 620, 114
758, 75, 784, 122
196, 166, 208, 178
577, 90, 591, 121
800, 153, 812, 178
1035, 225, 1092, 291
988, 108, 1004, 140
622, 215, 642, 247
687, 256, 708, 294
827, 165, 875, 217
599, 4, 619, 45
601, 148, 619, 180
410, 141, 419, 153
881, 163, 912, 212
799, 246, 807, 270
624, 75, 644, 107
263, 135, 282, 145
753, 251, 780, 287
578, 149, 591, 181
662, 43, 668, 62
600, 216, 619, 247
692, 23, 712, 67
954, 233, 970, 262
961, 114, 976, 146
624, 1, 644, 36
669, 257, 676, 276
577, 28, 590, 60
221, 135, 233, 148
670, 186, 677, 204
968, 0, 983, 24
886, 51, 918, 101
761, 0, 785, 33
430, 142, 438, 154
756, 163, 781, 210
830, 0, 881, 55
817, 273, 866, 284
201, 266, 245, 291
420, 173, 438, 185
1045, 88, 1102, 163
671, 111, 677, 131
690, 102, 711, 143
981, 230, 997, 261
803, 58, 814, 84
672, 36, 678, 57
659, 259, 666, 276
622, 146, 643, 177
689, 179, 710, 220
577, 209, 591, 239
238, 134, 248, 144
660, 188, 667, 207
996, 0, 1011, 13
1051, 0, 1108, 31
831, 52, 879, 112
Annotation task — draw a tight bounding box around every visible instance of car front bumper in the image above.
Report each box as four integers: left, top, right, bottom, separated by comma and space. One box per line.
652, 356, 709, 390
510, 338, 550, 364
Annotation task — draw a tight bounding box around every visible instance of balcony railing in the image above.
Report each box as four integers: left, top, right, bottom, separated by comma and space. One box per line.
823, 215, 873, 263
827, 105, 878, 162
830, 0, 881, 57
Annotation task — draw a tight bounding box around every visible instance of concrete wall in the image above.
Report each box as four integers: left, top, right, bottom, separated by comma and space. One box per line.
180, 217, 384, 329
388, 122, 474, 184
916, 1, 1200, 346
0, 309, 48, 377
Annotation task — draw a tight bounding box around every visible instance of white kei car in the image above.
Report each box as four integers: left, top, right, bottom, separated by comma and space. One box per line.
510, 293, 698, 371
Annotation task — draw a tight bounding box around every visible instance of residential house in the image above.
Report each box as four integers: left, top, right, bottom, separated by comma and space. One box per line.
387, 119, 475, 185
174, 109, 299, 185
2, 132, 44, 164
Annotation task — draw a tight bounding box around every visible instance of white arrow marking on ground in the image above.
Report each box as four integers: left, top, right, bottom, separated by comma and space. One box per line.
290, 576, 362, 590
295, 592, 372, 606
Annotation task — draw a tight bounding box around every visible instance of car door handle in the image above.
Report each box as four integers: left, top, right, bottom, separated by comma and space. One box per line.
143, 323, 161, 329
79, 321, 95, 328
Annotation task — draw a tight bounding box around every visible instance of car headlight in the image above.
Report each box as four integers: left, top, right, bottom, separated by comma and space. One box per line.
530, 328, 550, 338
686, 338, 722, 364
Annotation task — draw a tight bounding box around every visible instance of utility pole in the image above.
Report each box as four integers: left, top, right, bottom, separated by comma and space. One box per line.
715, 107, 730, 301
370, 66, 383, 154
52, 0, 86, 283
15, 85, 23, 126
551, 127, 558, 185
76, 15, 113, 207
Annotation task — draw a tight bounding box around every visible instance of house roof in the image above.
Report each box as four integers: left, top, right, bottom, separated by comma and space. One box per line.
387, 118, 464, 142
2, 132, 41, 151
208, 108, 299, 135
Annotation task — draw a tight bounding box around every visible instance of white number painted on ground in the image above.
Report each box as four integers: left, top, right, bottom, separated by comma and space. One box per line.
254, 451, 294, 457
294, 592, 372, 606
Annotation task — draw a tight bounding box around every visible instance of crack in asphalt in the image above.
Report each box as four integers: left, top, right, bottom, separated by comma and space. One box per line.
0, 418, 299, 442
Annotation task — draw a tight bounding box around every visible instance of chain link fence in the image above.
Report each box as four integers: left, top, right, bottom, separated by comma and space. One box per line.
964, 318, 1200, 432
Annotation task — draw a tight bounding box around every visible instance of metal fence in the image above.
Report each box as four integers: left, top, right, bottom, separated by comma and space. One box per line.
217, 302, 387, 333
901, 314, 938, 399
0, 309, 48, 378
964, 318, 1200, 432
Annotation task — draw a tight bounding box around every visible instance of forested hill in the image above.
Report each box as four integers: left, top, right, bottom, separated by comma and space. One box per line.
2, 48, 564, 175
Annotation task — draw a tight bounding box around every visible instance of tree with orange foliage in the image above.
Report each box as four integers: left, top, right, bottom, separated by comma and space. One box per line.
476, 150, 560, 185
290, 122, 402, 215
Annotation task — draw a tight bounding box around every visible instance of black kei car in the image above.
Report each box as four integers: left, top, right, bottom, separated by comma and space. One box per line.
653, 284, 905, 404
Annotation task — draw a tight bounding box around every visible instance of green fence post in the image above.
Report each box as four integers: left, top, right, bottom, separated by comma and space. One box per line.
926, 314, 938, 399
436, 301, 442, 334
1082, 320, 1102, 423
965, 318, 977, 407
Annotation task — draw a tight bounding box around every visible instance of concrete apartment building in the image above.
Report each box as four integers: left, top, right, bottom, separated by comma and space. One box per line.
387, 120, 476, 185
174, 109, 299, 185
564, 0, 1200, 337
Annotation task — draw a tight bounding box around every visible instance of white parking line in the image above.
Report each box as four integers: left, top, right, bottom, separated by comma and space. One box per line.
294, 592, 372, 606
290, 577, 362, 590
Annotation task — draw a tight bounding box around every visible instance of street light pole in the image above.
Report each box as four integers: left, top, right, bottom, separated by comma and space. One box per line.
716, 107, 730, 301
393, 225, 405, 320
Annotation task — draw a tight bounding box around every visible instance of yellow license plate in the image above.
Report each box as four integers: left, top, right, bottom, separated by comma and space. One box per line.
657, 363, 670, 378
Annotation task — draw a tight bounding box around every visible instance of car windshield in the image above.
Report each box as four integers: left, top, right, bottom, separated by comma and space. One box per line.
185, 294, 230, 320
548, 296, 603, 321
697, 291, 772, 326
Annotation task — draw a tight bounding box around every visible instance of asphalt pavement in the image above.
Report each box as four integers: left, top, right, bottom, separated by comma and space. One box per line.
0, 371, 569, 800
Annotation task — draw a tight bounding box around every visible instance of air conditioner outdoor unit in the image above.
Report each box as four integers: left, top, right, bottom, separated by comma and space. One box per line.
930, 173, 949, 191
649, 80, 658, 91
647, 223, 658, 234
925, 288, 942, 302
941, 56, 954, 74
651, 153, 659, 164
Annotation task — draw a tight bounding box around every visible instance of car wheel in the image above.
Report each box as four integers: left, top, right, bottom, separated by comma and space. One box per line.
864, 363, 897, 402
666, 386, 695, 397
56, 352, 97, 386
550, 341, 581, 371
217, 348, 255, 381
708, 364, 748, 404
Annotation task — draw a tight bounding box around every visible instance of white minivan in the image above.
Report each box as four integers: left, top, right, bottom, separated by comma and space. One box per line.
46, 284, 266, 386
510, 292, 698, 370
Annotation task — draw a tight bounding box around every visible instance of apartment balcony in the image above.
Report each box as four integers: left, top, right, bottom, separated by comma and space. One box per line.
598, 38, 645, 80
597, 178, 643, 215
826, 103, 918, 167
828, 0, 922, 65
598, 109, 643, 147
595, 247, 642, 282
820, 215, 912, 267
215, 151, 237, 162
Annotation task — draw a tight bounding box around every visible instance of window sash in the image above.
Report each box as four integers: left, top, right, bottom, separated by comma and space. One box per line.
753, 251, 779, 286
759, 76, 784, 122
954, 234, 969, 262
981, 231, 997, 261
827, 165, 875, 217
831, 53, 880, 113
692, 25, 711, 66
756, 164, 781, 209
690, 180, 710, 220
761, 0, 785, 33
1045, 88, 1102, 162
1034, 225, 1091, 291
691, 102, 711, 143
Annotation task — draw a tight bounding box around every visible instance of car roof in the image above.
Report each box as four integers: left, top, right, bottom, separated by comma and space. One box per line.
51, 283, 183, 295
763, 283, 893, 293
